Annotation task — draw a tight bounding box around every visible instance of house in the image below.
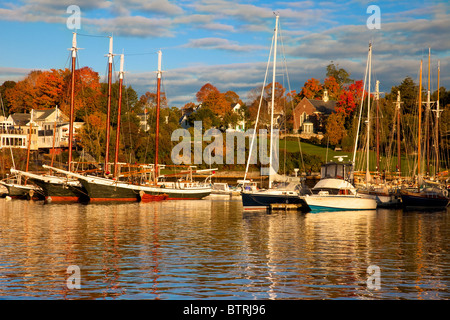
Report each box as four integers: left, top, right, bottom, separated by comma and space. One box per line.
0, 107, 83, 151
293, 90, 337, 134
137, 111, 150, 132
227, 103, 245, 132
179, 104, 202, 129
0, 111, 37, 150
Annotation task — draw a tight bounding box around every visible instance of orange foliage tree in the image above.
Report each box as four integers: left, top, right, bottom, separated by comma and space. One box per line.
300, 78, 323, 99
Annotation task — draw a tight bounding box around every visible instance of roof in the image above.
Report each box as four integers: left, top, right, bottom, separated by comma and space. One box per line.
34, 108, 69, 122
10, 113, 31, 126
307, 99, 337, 114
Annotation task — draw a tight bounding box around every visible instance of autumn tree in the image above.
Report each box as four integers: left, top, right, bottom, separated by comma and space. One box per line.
0, 80, 16, 115
196, 83, 220, 103
324, 112, 346, 146
323, 76, 341, 100
335, 80, 365, 118
299, 78, 323, 99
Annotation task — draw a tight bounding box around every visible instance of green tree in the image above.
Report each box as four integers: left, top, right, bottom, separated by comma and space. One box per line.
386, 76, 418, 114
326, 63, 353, 86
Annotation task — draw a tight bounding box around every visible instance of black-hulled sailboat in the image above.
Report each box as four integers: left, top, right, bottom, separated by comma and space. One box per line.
400, 51, 449, 210
12, 33, 87, 203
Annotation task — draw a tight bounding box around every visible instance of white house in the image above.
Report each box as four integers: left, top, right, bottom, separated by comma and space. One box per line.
0, 107, 83, 151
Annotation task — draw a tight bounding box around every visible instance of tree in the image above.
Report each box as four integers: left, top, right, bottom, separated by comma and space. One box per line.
323, 76, 341, 100
326, 63, 353, 86
196, 83, 220, 103
324, 112, 346, 146
335, 80, 365, 118
0, 80, 16, 115
386, 76, 418, 114
300, 78, 323, 99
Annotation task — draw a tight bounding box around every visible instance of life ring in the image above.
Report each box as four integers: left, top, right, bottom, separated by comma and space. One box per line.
443, 189, 448, 197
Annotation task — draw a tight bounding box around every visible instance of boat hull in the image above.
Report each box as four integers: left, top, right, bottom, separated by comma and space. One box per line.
143, 186, 211, 200
241, 192, 310, 212
305, 195, 377, 212
1, 182, 44, 200
78, 178, 140, 202
29, 178, 87, 203
359, 190, 402, 208
400, 192, 449, 210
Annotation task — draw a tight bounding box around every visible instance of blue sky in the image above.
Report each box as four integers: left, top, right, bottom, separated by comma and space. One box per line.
0, 0, 449, 108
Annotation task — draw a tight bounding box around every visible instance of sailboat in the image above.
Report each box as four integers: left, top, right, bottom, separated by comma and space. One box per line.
0, 109, 44, 200
9, 33, 87, 203
48, 50, 211, 201
138, 50, 212, 200
240, 15, 310, 212
353, 44, 401, 207
400, 50, 449, 210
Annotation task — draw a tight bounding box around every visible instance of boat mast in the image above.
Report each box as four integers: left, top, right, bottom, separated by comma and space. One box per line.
154, 50, 162, 185
104, 36, 114, 174
269, 14, 279, 190
425, 48, 431, 177
114, 54, 124, 178
434, 60, 441, 175
366, 43, 372, 187
68, 32, 77, 172
25, 109, 33, 173
375, 80, 380, 175
396, 91, 402, 177
352, 45, 370, 168
418, 60, 423, 188
50, 106, 59, 170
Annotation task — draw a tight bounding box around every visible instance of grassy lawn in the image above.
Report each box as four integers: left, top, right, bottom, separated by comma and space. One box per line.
279, 138, 418, 174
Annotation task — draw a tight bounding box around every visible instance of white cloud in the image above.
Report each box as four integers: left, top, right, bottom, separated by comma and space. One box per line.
183, 37, 265, 52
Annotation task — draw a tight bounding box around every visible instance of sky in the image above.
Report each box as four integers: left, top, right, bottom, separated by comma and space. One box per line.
0, 0, 449, 108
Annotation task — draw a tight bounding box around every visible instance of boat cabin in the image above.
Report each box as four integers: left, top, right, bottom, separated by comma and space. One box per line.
320, 161, 354, 182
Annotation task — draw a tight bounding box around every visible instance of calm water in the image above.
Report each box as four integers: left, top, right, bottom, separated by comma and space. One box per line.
0, 196, 449, 300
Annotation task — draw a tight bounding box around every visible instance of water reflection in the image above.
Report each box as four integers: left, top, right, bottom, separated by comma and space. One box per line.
0, 198, 449, 300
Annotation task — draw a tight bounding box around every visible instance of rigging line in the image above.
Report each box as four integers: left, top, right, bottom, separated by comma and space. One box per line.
77, 33, 110, 38
124, 52, 158, 56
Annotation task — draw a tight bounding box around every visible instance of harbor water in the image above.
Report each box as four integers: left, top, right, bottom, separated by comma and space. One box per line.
0, 196, 449, 300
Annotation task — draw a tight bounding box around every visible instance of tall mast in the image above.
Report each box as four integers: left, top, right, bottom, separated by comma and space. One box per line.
154, 50, 162, 184
366, 43, 372, 186
396, 91, 402, 177
418, 60, 423, 186
114, 54, 124, 178
433, 60, 441, 176
25, 109, 33, 173
375, 80, 380, 174
50, 106, 59, 171
425, 48, 431, 176
104, 36, 114, 173
68, 32, 77, 171
269, 14, 279, 190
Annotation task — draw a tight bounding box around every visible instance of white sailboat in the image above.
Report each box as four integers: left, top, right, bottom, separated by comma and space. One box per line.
240, 15, 309, 212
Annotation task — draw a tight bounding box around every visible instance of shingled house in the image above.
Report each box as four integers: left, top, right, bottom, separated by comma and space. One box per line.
293, 90, 337, 134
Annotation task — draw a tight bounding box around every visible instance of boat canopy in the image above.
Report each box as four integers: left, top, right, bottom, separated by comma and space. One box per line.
320, 161, 353, 181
